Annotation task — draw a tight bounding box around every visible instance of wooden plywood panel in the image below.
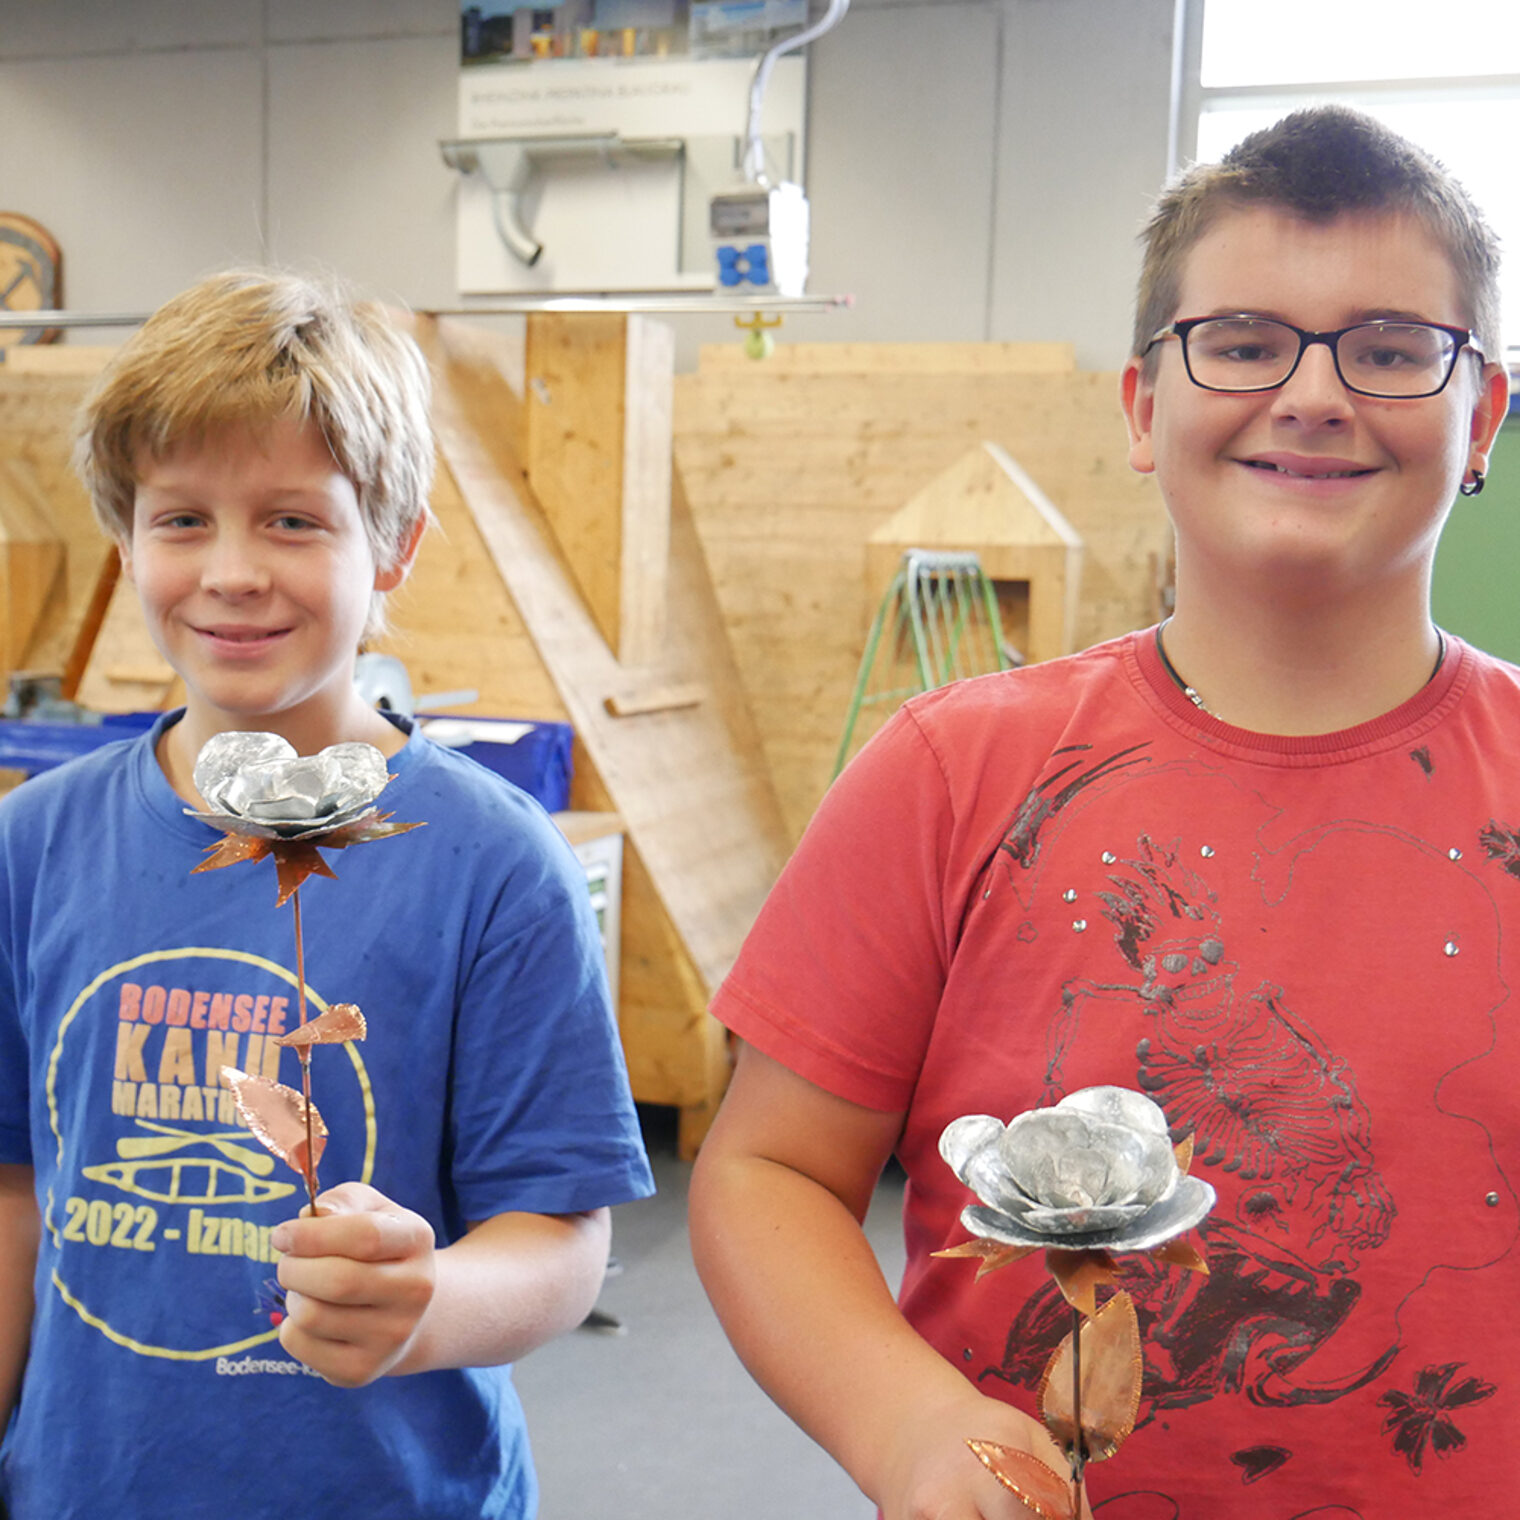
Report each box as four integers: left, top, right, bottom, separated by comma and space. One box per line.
0, 365, 120, 685
1, 346, 120, 377
422, 315, 789, 1152
567, 755, 728, 1148
426, 314, 789, 993
524, 312, 672, 665
370, 461, 568, 723
674, 364, 1168, 842
619, 316, 674, 666
72, 572, 182, 714
0, 458, 64, 675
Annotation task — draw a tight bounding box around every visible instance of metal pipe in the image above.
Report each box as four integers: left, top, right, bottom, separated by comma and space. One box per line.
1, 293, 853, 330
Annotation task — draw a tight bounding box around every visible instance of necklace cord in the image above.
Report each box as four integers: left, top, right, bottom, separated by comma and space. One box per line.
1153, 620, 1447, 721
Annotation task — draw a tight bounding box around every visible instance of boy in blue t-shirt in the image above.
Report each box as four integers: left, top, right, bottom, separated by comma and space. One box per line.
0, 270, 652, 1518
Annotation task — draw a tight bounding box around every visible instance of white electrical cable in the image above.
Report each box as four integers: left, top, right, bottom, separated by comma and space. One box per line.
744, 0, 851, 185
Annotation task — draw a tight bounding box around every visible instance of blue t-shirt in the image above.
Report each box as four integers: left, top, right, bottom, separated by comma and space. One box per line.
0, 714, 653, 1519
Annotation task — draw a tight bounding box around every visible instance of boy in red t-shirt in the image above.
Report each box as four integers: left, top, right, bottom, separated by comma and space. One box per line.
691, 106, 1511, 1519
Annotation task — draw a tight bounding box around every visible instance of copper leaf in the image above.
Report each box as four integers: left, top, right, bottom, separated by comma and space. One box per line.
219, 1067, 328, 1179
192, 834, 272, 875
1038, 1290, 1143, 1464
966, 1441, 1076, 1520
269, 842, 340, 906
320, 813, 425, 850
932, 1239, 1038, 1278
1153, 1236, 1210, 1275
275, 1002, 367, 1048
1046, 1248, 1118, 1316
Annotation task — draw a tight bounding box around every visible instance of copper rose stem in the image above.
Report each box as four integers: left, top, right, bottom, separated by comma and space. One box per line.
290, 884, 319, 1214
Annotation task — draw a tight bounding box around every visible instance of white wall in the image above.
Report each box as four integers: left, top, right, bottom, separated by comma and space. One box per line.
0, 0, 1175, 370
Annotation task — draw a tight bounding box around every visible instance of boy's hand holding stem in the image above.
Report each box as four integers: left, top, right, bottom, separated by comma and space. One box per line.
271, 1183, 611, 1388
873, 1381, 1092, 1520
690, 1045, 1090, 1520
270, 1182, 437, 1386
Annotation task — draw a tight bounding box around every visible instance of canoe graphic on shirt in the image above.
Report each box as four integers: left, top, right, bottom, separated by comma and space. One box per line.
80, 1125, 296, 1205
80, 1155, 298, 1206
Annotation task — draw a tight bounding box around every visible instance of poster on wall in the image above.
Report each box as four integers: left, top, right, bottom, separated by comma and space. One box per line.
453, 2, 808, 294
461, 2, 809, 64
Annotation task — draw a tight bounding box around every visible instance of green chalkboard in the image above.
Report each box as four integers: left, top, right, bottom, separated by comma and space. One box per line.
1432, 412, 1520, 662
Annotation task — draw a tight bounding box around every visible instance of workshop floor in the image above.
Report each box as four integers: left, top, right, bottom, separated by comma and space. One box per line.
514, 1107, 907, 1520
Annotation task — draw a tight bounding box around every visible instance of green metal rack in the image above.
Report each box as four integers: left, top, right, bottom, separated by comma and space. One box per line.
833, 548, 1013, 779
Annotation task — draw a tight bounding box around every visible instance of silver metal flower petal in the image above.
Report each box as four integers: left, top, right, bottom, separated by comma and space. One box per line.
182, 802, 383, 841
1001, 1109, 1176, 1213
193, 732, 295, 808
186, 732, 390, 838
941, 1114, 1036, 1218
1018, 1198, 1154, 1236
961, 1174, 1216, 1254
1057, 1084, 1172, 1136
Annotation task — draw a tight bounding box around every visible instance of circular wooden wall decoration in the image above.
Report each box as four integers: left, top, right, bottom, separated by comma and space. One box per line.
0, 212, 63, 348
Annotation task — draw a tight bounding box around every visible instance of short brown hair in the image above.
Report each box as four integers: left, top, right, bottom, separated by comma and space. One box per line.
1133, 106, 1503, 364
75, 268, 435, 576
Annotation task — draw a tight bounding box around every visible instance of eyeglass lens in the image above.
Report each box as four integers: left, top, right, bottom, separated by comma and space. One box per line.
1183, 318, 1458, 396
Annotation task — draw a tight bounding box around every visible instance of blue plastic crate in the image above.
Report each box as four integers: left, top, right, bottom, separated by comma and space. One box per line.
417, 716, 573, 813
0, 716, 152, 774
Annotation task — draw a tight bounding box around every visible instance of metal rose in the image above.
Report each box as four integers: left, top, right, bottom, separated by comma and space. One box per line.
939, 1086, 1214, 1253
186, 731, 390, 841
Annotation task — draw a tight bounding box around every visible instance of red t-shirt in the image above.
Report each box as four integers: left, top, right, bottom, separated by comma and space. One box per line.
714, 628, 1520, 1517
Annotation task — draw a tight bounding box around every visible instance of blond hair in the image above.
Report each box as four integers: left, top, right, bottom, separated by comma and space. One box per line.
1134, 106, 1503, 365
75, 268, 435, 579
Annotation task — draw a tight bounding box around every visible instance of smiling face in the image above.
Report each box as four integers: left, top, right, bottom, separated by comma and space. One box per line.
123, 416, 413, 771
1122, 204, 1507, 607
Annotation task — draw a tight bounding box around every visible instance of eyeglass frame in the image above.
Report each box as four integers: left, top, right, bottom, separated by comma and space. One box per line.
1142, 315, 1485, 400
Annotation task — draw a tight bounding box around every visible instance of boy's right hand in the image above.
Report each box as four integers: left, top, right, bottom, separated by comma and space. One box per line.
271, 1181, 437, 1387
691, 1045, 1094, 1520
877, 1384, 1092, 1520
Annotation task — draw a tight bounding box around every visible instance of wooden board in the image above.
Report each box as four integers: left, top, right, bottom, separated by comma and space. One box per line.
524, 312, 673, 665
72, 570, 182, 713
2, 345, 119, 377
420, 314, 791, 1153
370, 458, 568, 722
0, 457, 65, 674
674, 364, 1169, 842
0, 366, 119, 687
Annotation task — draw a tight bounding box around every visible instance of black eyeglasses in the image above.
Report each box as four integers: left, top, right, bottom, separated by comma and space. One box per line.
1144, 316, 1484, 399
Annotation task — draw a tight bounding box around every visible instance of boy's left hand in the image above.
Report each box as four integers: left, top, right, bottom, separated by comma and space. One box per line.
271, 1182, 437, 1388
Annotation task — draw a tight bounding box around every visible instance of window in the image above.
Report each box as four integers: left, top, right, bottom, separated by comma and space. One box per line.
1173, 0, 1520, 361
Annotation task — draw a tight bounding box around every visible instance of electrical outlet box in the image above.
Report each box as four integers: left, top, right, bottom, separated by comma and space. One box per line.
710, 180, 809, 297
